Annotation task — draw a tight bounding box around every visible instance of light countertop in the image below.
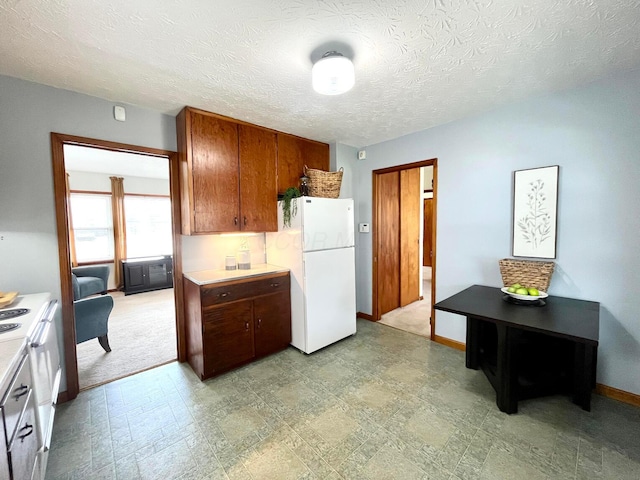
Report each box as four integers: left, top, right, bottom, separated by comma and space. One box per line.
0, 293, 51, 391
184, 264, 290, 285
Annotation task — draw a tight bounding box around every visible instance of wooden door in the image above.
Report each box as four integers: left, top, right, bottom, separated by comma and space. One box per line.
276, 134, 329, 194
203, 301, 254, 376
189, 111, 239, 233
253, 291, 292, 358
376, 171, 400, 316
423, 198, 433, 267
239, 124, 277, 231
400, 168, 421, 306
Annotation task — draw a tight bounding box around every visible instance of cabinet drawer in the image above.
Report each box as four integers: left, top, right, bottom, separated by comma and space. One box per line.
7, 390, 38, 480
201, 274, 289, 307
1, 352, 31, 443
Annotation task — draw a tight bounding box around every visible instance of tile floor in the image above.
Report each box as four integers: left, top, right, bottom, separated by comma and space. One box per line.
46, 319, 640, 480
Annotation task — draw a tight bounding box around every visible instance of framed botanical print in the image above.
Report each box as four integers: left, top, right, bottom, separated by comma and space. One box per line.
512, 165, 559, 259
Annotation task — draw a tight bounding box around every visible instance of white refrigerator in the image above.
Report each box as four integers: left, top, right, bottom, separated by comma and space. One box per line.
266, 197, 356, 354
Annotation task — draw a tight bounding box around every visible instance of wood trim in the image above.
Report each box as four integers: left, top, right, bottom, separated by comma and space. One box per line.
372, 158, 437, 329
374, 159, 436, 175
51, 133, 78, 398
372, 172, 379, 320
595, 383, 640, 408
433, 334, 466, 351
71, 191, 170, 199
125, 192, 170, 198
76, 260, 115, 267
430, 160, 438, 341
70, 189, 111, 195
356, 311, 375, 321
51, 133, 183, 402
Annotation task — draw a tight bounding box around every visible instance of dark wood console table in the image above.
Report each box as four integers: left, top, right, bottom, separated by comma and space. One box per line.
434, 285, 599, 414
122, 255, 173, 295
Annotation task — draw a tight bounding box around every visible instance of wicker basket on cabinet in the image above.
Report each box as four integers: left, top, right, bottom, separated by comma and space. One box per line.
499, 258, 555, 292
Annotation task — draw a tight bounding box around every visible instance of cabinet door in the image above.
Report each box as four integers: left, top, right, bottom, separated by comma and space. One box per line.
7, 391, 38, 480
123, 263, 146, 293
239, 124, 277, 231
190, 111, 240, 233
254, 291, 291, 358
203, 301, 254, 375
276, 134, 329, 194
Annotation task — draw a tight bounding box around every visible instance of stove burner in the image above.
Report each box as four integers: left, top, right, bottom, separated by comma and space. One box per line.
0, 308, 30, 321
0, 323, 21, 334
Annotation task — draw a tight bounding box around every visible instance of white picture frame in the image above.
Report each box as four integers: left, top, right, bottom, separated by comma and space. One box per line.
512, 165, 559, 259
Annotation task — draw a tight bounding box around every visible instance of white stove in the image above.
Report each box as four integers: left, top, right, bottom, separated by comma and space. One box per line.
0, 293, 51, 343
0, 293, 59, 480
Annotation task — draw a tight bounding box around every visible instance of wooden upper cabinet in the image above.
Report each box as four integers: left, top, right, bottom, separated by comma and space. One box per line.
178, 107, 239, 234
177, 107, 278, 234
239, 124, 277, 232
276, 134, 330, 194
177, 106, 325, 233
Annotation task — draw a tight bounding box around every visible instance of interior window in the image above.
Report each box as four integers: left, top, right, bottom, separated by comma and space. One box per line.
70, 193, 114, 262
124, 195, 172, 258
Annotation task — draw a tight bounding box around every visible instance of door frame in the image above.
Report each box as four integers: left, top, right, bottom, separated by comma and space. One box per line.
51, 133, 184, 401
372, 158, 437, 341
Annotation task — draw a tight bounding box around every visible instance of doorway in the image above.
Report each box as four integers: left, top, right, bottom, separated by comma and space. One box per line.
372, 159, 437, 340
51, 133, 184, 401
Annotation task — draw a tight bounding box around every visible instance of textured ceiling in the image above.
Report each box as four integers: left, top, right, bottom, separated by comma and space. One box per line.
1, 0, 639, 147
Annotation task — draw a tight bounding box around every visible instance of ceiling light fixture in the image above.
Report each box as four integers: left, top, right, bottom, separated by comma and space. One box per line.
312, 51, 355, 95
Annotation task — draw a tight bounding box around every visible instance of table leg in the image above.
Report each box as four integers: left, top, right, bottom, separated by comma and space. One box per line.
573, 343, 596, 411
466, 317, 479, 370
496, 325, 518, 414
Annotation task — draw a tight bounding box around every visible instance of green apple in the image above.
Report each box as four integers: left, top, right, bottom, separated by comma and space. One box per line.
515, 287, 529, 295
528, 288, 540, 296
507, 286, 517, 293
511, 283, 522, 289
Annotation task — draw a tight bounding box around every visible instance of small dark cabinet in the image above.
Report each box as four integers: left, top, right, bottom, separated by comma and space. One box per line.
184, 271, 291, 380
122, 256, 173, 295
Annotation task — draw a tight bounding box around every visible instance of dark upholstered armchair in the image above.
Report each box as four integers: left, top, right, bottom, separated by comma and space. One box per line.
71, 265, 109, 300
74, 294, 114, 352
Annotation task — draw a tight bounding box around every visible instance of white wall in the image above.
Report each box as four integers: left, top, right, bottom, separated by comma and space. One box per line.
182, 234, 266, 273
0, 75, 176, 393
353, 68, 640, 395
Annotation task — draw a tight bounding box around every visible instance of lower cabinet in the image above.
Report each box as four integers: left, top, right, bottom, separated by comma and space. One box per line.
1, 350, 40, 480
184, 271, 291, 380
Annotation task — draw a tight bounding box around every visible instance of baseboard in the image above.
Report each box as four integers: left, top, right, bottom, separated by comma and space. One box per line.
433, 334, 466, 351
596, 383, 640, 408
356, 311, 375, 321
427, 339, 640, 407
57, 390, 70, 404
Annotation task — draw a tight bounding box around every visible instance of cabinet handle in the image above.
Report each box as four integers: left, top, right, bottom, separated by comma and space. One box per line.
13, 384, 28, 401
270, 283, 280, 287
234, 216, 238, 225
245, 322, 249, 330
243, 216, 247, 226
18, 423, 34, 443
257, 318, 262, 328
219, 292, 230, 298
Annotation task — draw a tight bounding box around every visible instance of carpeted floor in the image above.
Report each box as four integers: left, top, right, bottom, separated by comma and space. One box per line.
76, 288, 177, 390
378, 267, 432, 337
